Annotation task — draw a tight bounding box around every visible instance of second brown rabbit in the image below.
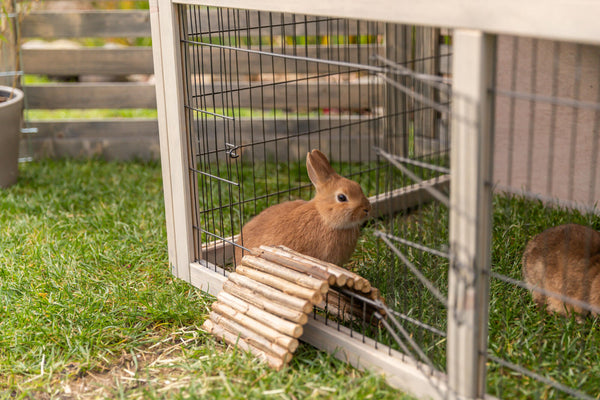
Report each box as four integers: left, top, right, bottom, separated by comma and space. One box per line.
234, 149, 372, 267
522, 223, 600, 317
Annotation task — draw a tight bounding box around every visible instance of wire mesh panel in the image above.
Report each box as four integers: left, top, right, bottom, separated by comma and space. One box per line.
488, 36, 600, 399
177, 3, 453, 391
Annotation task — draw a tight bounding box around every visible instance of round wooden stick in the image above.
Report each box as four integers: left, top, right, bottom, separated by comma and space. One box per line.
236, 264, 323, 304
229, 272, 313, 313
223, 280, 309, 324
202, 319, 285, 370
210, 311, 292, 363
212, 302, 299, 352
257, 247, 335, 285
241, 255, 329, 294
268, 245, 351, 287
274, 245, 372, 291
218, 291, 303, 338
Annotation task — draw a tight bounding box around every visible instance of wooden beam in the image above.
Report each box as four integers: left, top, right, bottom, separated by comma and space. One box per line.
22, 11, 151, 38
185, 0, 600, 45
27, 119, 158, 138
22, 48, 154, 76
24, 83, 157, 109
447, 30, 495, 400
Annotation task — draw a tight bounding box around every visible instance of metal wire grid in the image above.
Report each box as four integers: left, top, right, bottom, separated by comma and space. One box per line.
179, 6, 386, 267
178, 4, 453, 376
488, 37, 600, 399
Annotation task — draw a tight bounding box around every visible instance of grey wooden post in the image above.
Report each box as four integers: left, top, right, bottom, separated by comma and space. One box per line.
447, 29, 496, 400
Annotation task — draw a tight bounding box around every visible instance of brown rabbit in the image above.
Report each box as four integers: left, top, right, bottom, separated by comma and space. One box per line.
522, 224, 600, 317
234, 149, 372, 266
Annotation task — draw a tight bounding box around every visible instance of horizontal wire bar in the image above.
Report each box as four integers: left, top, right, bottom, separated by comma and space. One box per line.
387, 309, 446, 337
493, 88, 600, 111
185, 104, 235, 120
376, 72, 451, 115
375, 147, 450, 207
182, 39, 386, 73
191, 69, 369, 99
190, 167, 240, 186
188, 17, 341, 37
487, 354, 596, 400
490, 271, 600, 315
494, 184, 600, 216
374, 151, 450, 174
376, 232, 448, 307
372, 54, 452, 88
375, 231, 450, 259
376, 311, 437, 369
0, 71, 23, 77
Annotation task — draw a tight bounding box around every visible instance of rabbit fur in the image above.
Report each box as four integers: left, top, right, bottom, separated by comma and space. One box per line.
235, 149, 371, 266
522, 223, 600, 317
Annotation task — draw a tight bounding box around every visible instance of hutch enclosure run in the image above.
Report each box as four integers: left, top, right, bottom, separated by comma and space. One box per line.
149, 1, 600, 399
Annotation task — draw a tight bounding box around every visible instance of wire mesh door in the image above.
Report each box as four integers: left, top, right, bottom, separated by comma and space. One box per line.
486, 36, 600, 400
177, 4, 455, 395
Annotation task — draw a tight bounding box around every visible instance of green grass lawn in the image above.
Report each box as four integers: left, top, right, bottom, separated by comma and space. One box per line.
3, 158, 598, 399
0, 159, 407, 399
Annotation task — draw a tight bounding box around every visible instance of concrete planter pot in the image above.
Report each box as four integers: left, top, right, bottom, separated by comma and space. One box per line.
0, 85, 24, 188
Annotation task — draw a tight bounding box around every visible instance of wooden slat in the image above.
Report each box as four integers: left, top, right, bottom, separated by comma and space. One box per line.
21, 48, 154, 75
22, 11, 151, 38
24, 82, 157, 109
197, 79, 383, 110
23, 119, 159, 160
191, 0, 600, 46
27, 119, 158, 138
188, 116, 380, 163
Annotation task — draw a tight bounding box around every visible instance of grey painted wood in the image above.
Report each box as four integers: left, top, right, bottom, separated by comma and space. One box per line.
22, 48, 154, 75
447, 30, 496, 400
192, 79, 382, 110
22, 11, 152, 38
25, 82, 157, 109
190, 0, 600, 45
23, 119, 159, 160
27, 119, 158, 138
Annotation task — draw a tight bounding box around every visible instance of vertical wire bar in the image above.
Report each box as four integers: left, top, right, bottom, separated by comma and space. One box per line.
268, 12, 281, 203
546, 41, 561, 198
185, 6, 201, 264
590, 52, 600, 208
258, 12, 269, 213
281, 13, 291, 199
567, 44, 583, 200
233, 8, 244, 264
225, 8, 240, 267
524, 39, 538, 192
246, 10, 257, 235
447, 30, 496, 400
505, 36, 518, 189
294, 14, 302, 198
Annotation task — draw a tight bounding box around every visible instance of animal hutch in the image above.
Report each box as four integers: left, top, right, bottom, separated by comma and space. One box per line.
149, 1, 600, 398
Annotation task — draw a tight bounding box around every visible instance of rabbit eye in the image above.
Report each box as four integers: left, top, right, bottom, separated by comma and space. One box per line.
337, 194, 348, 202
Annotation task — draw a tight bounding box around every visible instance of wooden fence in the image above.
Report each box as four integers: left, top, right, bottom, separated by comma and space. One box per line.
19, 2, 158, 160
17, 1, 450, 161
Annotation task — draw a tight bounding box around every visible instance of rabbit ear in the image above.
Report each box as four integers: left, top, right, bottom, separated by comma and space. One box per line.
306, 149, 336, 188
